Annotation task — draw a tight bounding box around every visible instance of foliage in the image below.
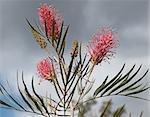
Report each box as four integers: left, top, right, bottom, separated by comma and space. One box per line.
0, 2, 149, 117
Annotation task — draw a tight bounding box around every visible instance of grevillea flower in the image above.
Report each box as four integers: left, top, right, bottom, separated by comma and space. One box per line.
37, 58, 55, 80
87, 27, 118, 65
38, 3, 63, 39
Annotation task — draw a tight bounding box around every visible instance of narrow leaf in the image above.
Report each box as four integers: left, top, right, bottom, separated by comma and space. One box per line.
93, 76, 108, 96
58, 25, 69, 55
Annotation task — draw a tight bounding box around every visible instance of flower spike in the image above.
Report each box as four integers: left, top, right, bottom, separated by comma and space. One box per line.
37, 58, 56, 81
87, 27, 118, 65
38, 3, 63, 39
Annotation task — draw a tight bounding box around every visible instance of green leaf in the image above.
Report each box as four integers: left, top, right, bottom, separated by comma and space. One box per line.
93, 76, 108, 97
51, 18, 55, 46
0, 82, 26, 111
17, 72, 35, 112
21, 72, 43, 114
58, 60, 66, 85
127, 84, 142, 91
124, 86, 150, 96
108, 65, 142, 95
44, 20, 48, 39
0, 100, 15, 109
82, 80, 94, 97
58, 25, 69, 55
66, 49, 76, 82
52, 79, 62, 102
31, 77, 50, 116
67, 61, 81, 89
26, 19, 42, 36
60, 40, 65, 57
116, 69, 149, 94
56, 21, 64, 50
100, 64, 135, 96
93, 64, 149, 101
93, 64, 125, 97
100, 74, 123, 96
33, 19, 43, 34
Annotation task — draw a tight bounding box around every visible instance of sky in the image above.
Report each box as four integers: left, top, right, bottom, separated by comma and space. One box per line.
0, 0, 150, 117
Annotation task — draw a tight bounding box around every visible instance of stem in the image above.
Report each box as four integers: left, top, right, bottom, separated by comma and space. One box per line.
45, 47, 51, 56
64, 93, 66, 116
73, 63, 95, 109
70, 101, 74, 117
52, 80, 62, 103
63, 78, 67, 116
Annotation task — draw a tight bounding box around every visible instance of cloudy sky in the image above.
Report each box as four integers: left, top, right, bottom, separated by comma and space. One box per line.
0, 0, 149, 117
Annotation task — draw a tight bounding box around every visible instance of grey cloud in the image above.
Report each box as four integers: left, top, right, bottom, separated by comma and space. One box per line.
118, 24, 149, 58
82, 0, 149, 58
0, 0, 149, 116
0, 0, 149, 60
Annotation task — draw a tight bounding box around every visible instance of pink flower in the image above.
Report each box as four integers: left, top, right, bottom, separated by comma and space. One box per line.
38, 3, 63, 39
37, 58, 55, 80
87, 27, 118, 65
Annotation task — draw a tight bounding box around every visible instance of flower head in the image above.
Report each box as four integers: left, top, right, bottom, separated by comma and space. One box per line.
37, 58, 55, 80
87, 27, 118, 65
38, 3, 63, 39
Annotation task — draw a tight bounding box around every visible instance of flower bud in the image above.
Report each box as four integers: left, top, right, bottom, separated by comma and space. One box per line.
71, 40, 78, 57
31, 28, 47, 49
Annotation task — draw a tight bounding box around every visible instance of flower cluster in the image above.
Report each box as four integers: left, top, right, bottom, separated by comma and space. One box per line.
87, 27, 118, 65
37, 58, 55, 80
38, 3, 63, 38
